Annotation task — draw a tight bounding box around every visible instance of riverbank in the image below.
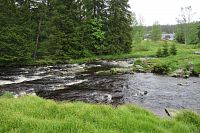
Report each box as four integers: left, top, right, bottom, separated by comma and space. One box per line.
70, 41, 200, 77
1, 41, 200, 78
0, 94, 200, 133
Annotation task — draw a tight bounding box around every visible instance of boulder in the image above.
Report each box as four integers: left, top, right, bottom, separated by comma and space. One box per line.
171, 69, 184, 77
111, 68, 134, 74
134, 65, 145, 72
96, 67, 134, 75
171, 69, 190, 78
183, 74, 190, 79
100, 60, 133, 68
135, 65, 143, 69
116, 61, 133, 68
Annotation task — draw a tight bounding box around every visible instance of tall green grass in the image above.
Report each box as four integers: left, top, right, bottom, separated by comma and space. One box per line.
0, 95, 200, 133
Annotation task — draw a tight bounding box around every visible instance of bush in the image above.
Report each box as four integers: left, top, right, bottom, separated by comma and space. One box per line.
156, 47, 162, 57
155, 42, 177, 57
162, 44, 169, 57
134, 59, 143, 65
170, 44, 177, 55
152, 63, 170, 74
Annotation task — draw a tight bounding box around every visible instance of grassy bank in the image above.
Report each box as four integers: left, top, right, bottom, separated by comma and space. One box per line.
69, 41, 160, 64
1, 41, 199, 74
131, 41, 200, 75
0, 95, 200, 133
71, 41, 200, 76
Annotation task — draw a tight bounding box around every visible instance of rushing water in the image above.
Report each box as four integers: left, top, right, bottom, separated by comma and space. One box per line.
0, 60, 200, 116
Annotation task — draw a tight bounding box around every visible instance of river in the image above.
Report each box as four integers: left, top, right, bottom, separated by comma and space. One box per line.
0, 59, 199, 116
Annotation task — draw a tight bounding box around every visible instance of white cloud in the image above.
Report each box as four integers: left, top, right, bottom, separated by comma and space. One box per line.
129, 0, 200, 25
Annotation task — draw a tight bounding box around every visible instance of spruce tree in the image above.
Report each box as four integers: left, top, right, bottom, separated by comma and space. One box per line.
170, 44, 177, 55
0, 0, 135, 65
198, 23, 200, 43
162, 44, 169, 57
0, 0, 35, 65
106, 0, 133, 54
156, 47, 163, 57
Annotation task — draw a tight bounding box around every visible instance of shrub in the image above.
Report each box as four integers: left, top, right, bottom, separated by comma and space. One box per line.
162, 44, 169, 57
156, 47, 162, 57
134, 59, 143, 65
170, 44, 177, 55
155, 42, 176, 58
152, 63, 170, 74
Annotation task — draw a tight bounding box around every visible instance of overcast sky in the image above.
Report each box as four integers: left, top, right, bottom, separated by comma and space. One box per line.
129, 0, 200, 26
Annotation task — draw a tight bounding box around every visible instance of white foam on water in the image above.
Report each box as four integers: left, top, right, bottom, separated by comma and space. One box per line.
0, 76, 44, 86
67, 76, 76, 79
52, 84, 65, 91
104, 94, 112, 101
50, 79, 88, 91
65, 79, 88, 86
34, 71, 46, 75
14, 92, 36, 98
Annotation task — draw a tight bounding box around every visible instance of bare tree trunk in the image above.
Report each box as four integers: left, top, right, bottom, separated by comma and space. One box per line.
34, 18, 42, 59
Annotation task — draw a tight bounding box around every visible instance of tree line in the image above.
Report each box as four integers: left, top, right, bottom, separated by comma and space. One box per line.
175, 6, 200, 45
0, 0, 133, 66
133, 22, 200, 44
176, 22, 200, 44
138, 6, 200, 44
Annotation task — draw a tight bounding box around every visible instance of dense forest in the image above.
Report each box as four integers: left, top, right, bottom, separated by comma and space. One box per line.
0, 0, 133, 66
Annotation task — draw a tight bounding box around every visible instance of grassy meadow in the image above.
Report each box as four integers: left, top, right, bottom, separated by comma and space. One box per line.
0, 94, 200, 133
